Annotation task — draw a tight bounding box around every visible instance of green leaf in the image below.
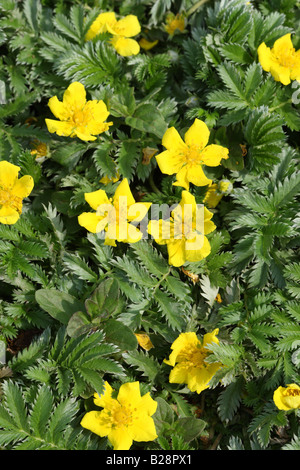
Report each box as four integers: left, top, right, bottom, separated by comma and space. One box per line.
35, 289, 84, 324
125, 104, 168, 138
103, 319, 138, 351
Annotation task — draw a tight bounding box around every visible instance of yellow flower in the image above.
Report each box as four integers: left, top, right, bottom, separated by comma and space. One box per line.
203, 179, 232, 208
78, 178, 151, 246
164, 329, 222, 394
165, 13, 185, 36
155, 119, 229, 190
273, 384, 300, 410
148, 190, 216, 267
45, 82, 112, 142
85, 12, 141, 56
258, 33, 300, 85
139, 37, 158, 51
0, 161, 34, 225
30, 140, 49, 163
99, 170, 120, 185
80, 381, 158, 450
135, 332, 154, 351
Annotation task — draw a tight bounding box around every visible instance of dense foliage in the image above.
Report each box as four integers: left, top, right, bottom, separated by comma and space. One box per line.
0, 0, 299, 451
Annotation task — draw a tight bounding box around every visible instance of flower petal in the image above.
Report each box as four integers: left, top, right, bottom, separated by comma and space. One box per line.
111, 36, 140, 56
185, 235, 211, 262
184, 119, 210, 150
12, 175, 34, 199
48, 96, 68, 121
108, 427, 133, 450
112, 15, 141, 38
63, 82, 86, 110
162, 127, 186, 152
269, 63, 291, 85
0, 206, 20, 225
129, 415, 158, 442
0, 161, 20, 190
78, 212, 105, 233
257, 42, 273, 72
173, 165, 190, 190
167, 239, 186, 267
186, 165, 212, 187
85, 12, 117, 40
113, 179, 136, 208
155, 150, 184, 176
80, 410, 112, 437
94, 382, 115, 408
273, 33, 294, 56
45, 119, 74, 137
84, 189, 110, 210
147, 219, 171, 245
200, 144, 229, 166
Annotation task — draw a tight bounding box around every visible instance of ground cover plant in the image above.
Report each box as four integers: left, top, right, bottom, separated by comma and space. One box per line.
0, 0, 299, 451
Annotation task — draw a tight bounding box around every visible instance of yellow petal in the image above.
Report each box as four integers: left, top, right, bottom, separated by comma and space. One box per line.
113, 179, 135, 208
147, 219, 171, 245
48, 96, 68, 121
111, 36, 140, 56
85, 12, 117, 40
162, 126, 186, 152
0, 161, 20, 190
78, 212, 105, 233
185, 235, 211, 262
169, 363, 189, 384
63, 82, 86, 110
139, 38, 158, 50
186, 165, 212, 187
273, 33, 294, 56
269, 63, 291, 85
45, 119, 73, 137
0, 206, 20, 225
257, 42, 272, 72
12, 175, 34, 199
108, 427, 133, 450
111, 15, 141, 37
73, 130, 97, 141
164, 332, 199, 366
80, 410, 111, 437
184, 119, 210, 150
127, 202, 151, 222
135, 333, 154, 351
94, 381, 115, 408
202, 328, 219, 348
129, 415, 158, 442
167, 239, 186, 267
273, 386, 291, 410
200, 144, 229, 166
155, 150, 184, 175
117, 382, 141, 405
84, 189, 110, 210
173, 165, 190, 190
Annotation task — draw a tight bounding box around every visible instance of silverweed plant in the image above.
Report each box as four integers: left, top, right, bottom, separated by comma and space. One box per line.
0, 0, 299, 451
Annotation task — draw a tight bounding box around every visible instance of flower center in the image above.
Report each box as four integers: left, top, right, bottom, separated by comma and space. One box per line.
111, 403, 137, 428
274, 48, 297, 69
178, 344, 207, 369
184, 145, 203, 165
72, 109, 90, 127
0, 188, 22, 213
284, 388, 300, 397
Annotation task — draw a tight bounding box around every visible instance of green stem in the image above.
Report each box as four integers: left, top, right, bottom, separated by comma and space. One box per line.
269, 99, 292, 112
149, 172, 162, 195
187, 0, 211, 17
